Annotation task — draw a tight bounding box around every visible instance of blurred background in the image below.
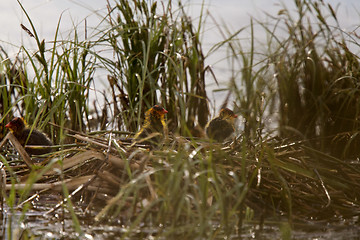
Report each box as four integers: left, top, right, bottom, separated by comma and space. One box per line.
2, 0, 359, 84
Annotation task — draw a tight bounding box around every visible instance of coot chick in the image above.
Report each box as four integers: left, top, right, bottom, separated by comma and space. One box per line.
205, 108, 237, 142
5, 117, 53, 155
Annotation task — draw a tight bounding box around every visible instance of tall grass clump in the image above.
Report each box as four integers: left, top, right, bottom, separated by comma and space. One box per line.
0, 1, 96, 144
95, 0, 210, 136
264, 0, 360, 158
218, 0, 360, 159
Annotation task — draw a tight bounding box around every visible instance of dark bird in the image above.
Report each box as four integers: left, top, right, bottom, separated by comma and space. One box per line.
5, 117, 53, 155
205, 108, 237, 142
132, 105, 168, 145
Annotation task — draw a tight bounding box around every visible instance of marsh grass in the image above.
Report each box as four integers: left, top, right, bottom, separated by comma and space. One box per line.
95, 0, 210, 136
1, 0, 360, 239
263, 1, 360, 158
0, 0, 96, 145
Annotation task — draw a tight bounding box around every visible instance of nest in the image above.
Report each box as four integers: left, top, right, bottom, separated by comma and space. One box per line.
1, 131, 360, 227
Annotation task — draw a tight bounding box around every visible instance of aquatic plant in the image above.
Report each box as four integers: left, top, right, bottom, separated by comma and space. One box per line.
1, 0, 360, 239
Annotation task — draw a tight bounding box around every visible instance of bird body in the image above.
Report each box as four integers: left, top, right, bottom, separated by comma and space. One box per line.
5, 117, 53, 155
133, 105, 168, 145
205, 108, 237, 142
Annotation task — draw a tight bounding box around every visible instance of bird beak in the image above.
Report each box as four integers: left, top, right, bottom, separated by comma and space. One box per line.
234, 114, 238, 118
162, 109, 168, 114
5, 123, 11, 129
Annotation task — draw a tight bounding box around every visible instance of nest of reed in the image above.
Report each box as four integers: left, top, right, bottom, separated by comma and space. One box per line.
1, 129, 360, 228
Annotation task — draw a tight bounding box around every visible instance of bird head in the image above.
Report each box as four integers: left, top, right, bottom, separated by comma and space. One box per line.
5, 117, 26, 133
148, 105, 168, 120
148, 105, 168, 131
219, 108, 237, 123
152, 105, 168, 115
142, 105, 168, 126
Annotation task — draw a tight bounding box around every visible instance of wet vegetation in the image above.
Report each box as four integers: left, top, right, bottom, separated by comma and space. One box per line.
1, 0, 360, 238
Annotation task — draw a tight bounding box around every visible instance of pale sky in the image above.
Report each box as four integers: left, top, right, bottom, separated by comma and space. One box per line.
1, 0, 359, 54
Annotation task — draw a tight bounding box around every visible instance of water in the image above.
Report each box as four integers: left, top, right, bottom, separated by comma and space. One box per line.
2, 203, 360, 239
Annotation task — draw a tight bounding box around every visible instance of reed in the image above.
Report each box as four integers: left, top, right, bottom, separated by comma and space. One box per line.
94, 0, 210, 136
263, 0, 360, 158
1, 0, 360, 239
0, 1, 95, 146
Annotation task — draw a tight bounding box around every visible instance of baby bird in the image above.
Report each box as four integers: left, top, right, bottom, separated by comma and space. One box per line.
132, 105, 168, 145
205, 108, 237, 142
5, 117, 53, 155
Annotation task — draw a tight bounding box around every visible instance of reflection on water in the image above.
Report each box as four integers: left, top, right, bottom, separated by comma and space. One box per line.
2, 198, 360, 239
